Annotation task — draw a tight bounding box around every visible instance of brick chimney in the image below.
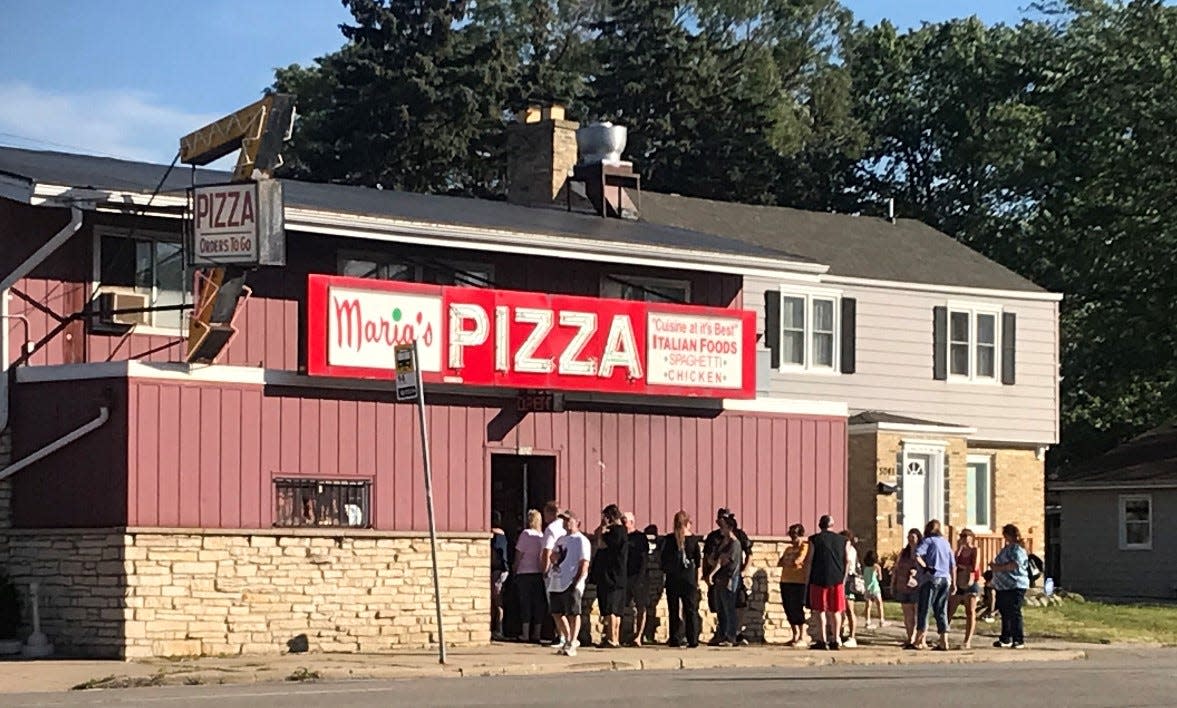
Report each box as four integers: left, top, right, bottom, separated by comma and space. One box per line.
506, 104, 579, 207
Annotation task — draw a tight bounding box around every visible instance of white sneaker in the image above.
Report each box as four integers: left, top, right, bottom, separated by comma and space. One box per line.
565, 640, 579, 657
879, 620, 889, 628
842, 637, 858, 648
553, 638, 568, 655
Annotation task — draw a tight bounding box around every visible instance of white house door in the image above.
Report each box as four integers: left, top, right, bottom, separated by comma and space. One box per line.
902, 446, 945, 533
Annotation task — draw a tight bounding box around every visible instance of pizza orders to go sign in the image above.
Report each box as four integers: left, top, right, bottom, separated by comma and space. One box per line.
188, 181, 286, 267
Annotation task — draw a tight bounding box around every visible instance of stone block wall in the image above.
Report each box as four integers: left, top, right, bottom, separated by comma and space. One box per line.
3, 530, 128, 657
121, 532, 488, 658
2, 529, 487, 659
577, 538, 794, 646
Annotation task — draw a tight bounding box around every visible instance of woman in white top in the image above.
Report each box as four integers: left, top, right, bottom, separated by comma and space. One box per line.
840, 529, 860, 648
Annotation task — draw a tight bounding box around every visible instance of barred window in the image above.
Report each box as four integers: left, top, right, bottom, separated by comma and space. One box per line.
274, 478, 371, 528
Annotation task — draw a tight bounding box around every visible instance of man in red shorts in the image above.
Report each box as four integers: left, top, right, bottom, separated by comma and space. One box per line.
804, 514, 848, 650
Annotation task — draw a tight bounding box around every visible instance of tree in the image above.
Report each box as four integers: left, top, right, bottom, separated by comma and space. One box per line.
273, 0, 513, 195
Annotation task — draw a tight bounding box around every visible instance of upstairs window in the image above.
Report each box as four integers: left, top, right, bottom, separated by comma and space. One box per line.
763, 288, 856, 374
778, 292, 838, 370
935, 304, 1014, 384
96, 230, 188, 332
601, 275, 691, 303
338, 251, 493, 288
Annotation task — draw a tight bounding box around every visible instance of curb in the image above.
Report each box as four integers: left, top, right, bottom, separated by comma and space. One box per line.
72, 647, 1087, 690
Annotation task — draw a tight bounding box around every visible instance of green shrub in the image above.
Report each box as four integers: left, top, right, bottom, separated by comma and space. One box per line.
0, 571, 22, 640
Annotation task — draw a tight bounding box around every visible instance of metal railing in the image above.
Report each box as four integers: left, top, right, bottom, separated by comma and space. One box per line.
274, 478, 371, 528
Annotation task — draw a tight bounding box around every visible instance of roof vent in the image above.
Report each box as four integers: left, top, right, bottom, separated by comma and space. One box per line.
568, 122, 640, 219
576, 122, 627, 165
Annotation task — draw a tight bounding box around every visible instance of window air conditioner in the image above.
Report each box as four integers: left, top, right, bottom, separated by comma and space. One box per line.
95, 290, 150, 328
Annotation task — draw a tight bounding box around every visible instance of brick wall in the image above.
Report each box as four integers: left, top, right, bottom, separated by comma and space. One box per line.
850, 432, 1042, 559
973, 447, 1045, 554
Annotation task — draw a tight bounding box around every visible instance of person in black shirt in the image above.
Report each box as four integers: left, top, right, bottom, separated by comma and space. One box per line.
593, 504, 628, 648
623, 511, 650, 646
805, 514, 849, 650
661, 510, 702, 648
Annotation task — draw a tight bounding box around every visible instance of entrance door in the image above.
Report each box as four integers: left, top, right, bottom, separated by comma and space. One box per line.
491, 454, 557, 639
901, 444, 945, 533
902, 454, 930, 533
491, 454, 557, 544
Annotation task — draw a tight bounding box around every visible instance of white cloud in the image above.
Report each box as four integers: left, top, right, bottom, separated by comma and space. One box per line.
0, 82, 222, 165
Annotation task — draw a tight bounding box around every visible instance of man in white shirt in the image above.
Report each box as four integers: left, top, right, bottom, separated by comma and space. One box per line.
548, 511, 591, 657
540, 501, 568, 646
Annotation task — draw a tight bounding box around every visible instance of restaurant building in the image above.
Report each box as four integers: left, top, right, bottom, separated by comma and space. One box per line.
0, 115, 848, 658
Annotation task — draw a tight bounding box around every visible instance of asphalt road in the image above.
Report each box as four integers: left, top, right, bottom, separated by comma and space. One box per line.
8, 648, 1177, 708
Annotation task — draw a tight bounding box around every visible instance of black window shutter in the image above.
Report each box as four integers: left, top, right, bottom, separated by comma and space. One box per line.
933, 306, 948, 380
764, 290, 781, 369
840, 298, 857, 374
1002, 312, 1017, 385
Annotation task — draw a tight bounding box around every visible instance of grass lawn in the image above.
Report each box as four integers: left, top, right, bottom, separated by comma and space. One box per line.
881, 600, 1177, 646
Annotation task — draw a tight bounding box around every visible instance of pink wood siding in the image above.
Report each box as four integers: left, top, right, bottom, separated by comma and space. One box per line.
10, 378, 129, 527
118, 379, 845, 536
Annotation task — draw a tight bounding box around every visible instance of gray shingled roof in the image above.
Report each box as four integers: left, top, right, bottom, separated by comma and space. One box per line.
0, 147, 801, 263
1052, 423, 1177, 486
0, 146, 1047, 292
638, 192, 1045, 292
848, 410, 972, 429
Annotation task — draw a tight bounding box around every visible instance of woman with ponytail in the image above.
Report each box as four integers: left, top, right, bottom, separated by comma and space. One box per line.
660, 510, 702, 648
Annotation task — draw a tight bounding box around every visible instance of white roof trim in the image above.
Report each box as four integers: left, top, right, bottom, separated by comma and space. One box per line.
723, 397, 847, 418
823, 274, 1063, 302
17, 362, 847, 418
848, 422, 977, 437
27, 182, 827, 279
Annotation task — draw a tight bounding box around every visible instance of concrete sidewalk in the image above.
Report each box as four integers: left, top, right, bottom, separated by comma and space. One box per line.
0, 632, 1087, 694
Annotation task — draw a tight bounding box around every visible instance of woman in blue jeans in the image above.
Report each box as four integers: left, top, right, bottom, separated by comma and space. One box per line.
914, 519, 956, 651
989, 523, 1030, 649
706, 514, 743, 647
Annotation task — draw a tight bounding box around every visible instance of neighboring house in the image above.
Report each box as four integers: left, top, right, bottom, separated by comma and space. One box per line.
640, 194, 1061, 559
1050, 423, 1177, 601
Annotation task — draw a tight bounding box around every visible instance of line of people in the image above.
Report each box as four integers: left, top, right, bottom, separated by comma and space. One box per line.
493, 503, 1037, 655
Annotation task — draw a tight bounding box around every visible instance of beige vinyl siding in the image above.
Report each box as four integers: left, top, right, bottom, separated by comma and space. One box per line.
745, 278, 1059, 445
1058, 489, 1177, 600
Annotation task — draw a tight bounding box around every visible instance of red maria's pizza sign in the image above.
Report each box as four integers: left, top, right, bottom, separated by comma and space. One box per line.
306, 275, 755, 399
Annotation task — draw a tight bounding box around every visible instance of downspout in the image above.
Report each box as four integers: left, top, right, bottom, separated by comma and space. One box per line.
0, 207, 83, 435
0, 406, 110, 483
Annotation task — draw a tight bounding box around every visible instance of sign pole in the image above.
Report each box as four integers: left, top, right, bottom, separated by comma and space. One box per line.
411, 339, 447, 665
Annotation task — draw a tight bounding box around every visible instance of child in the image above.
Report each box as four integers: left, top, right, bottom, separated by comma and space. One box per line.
861, 550, 886, 628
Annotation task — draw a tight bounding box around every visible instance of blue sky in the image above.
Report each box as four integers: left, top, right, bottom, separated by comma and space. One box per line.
0, 1, 1037, 167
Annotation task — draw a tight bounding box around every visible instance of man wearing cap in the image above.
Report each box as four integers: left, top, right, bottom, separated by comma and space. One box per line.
540, 501, 568, 647
804, 514, 849, 650
549, 511, 592, 657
